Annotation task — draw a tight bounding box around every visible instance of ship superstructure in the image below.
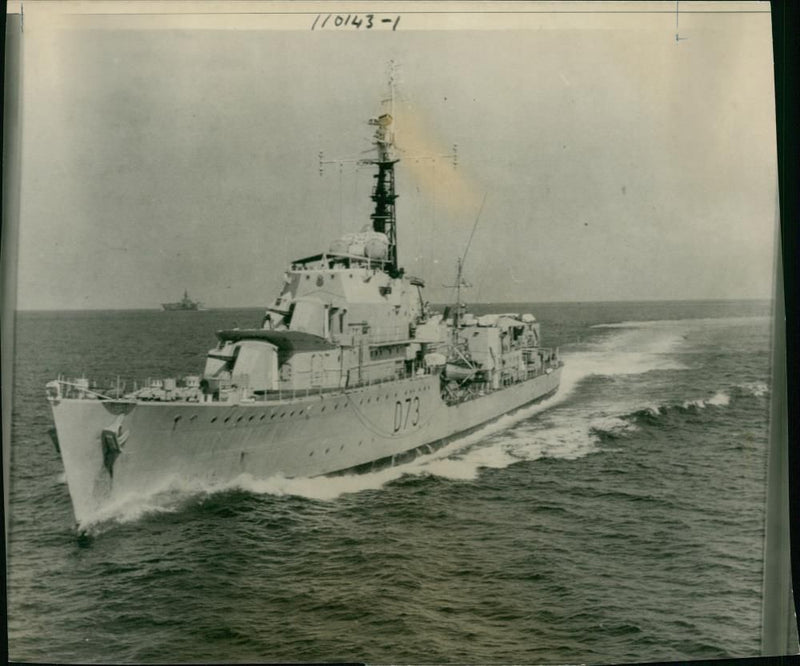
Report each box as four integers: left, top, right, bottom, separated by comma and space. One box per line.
46, 97, 562, 527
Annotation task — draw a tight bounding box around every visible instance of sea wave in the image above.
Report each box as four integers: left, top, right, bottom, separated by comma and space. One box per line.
629, 390, 734, 423
586, 379, 771, 443
736, 381, 769, 397
78, 492, 182, 535
588, 416, 640, 439
682, 391, 731, 409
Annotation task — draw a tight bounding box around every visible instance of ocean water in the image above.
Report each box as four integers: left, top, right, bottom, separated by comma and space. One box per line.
7, 299, 774, 664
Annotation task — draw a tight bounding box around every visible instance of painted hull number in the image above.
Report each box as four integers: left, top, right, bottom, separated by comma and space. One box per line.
393, 396, 420, 433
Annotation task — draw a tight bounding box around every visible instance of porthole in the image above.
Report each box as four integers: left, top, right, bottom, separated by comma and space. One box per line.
211, 417, 218, 423
260, 414, 266, 420
289, 411, 295, 417
339, 444, 344, 451
270, 413, 276, 420
309, 451, 314, 457
237, 416, 244, 423
280, 412, 286, 418
325, 448, 330, 454
173, 415, 182, 423
248, 415, 255, 422
321, 406, 326, 412
190, 414, 197, 421
224, 417, 231, 423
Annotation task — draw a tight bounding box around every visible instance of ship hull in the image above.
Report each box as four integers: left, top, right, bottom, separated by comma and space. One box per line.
50, 368, 561, 525
161, 304, 199, 311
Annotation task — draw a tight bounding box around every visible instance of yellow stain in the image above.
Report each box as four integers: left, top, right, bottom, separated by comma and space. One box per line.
392, 99, 482, 215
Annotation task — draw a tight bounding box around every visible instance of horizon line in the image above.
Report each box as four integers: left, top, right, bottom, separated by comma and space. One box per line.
14, 296, 774, 313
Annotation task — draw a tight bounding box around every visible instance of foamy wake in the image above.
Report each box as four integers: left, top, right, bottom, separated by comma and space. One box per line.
78, 482, 198, 533
592, 315, 770, 330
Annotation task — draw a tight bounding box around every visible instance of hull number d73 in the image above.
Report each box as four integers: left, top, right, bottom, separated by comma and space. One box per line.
393, 396, 420, 433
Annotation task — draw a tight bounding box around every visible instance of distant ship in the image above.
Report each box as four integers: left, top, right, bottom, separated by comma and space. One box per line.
162, 290, 204, 311
46, 89, 562, 528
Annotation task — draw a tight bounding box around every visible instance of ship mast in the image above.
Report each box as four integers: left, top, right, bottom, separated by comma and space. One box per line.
361, 64, 400, 273
444, 193, 487, 334
452, 256, 469, 330
367, 115, 399, 271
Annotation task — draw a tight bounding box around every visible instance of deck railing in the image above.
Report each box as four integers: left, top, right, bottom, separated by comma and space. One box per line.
49, 347, 561, 404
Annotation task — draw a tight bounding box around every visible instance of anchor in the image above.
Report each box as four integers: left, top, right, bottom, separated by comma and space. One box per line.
100, 414, 129, 478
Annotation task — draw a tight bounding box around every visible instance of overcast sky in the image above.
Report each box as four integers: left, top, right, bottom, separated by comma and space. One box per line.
12, 1, 777, 309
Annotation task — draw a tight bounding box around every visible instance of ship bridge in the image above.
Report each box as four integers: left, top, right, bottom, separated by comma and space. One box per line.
264, 260, 423, 346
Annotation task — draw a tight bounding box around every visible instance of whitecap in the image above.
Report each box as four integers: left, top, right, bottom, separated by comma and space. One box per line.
738, 381, 769, 397
682, 399, 707, 410
589, 415, 640, 437
707, 391, 731, 406
681, 391, 731, 410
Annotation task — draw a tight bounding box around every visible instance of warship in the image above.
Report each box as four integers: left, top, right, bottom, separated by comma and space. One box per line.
162, 289, 204, 311
46, 97, 563, 527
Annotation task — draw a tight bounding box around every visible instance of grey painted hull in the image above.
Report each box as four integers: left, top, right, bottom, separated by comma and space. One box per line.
50, 368, 562, 525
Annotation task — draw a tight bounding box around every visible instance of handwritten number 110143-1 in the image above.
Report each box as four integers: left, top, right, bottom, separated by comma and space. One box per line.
311, 14, 401, 31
